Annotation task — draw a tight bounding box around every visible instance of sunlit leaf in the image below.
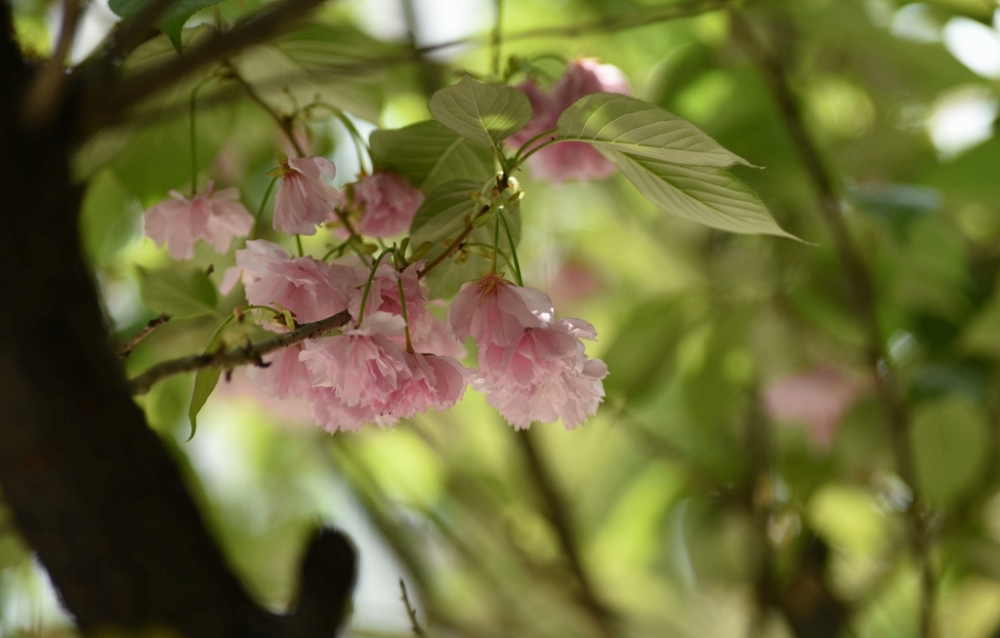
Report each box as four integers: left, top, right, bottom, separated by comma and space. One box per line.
557, 93, 751, 167
606, 150, 796, 239
370, 121, 496, 193
138, 265, 218, 318
428, 76, 532, 148
188, 323, 228, 440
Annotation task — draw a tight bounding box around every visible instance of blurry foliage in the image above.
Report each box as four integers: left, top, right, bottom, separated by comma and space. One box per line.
5, 0, 1000, 636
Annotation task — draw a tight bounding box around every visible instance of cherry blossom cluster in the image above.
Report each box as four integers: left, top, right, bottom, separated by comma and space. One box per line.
140, 58, 625, 432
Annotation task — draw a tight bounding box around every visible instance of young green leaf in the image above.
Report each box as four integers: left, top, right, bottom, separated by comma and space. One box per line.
370, 121, 495, 192
606, 150, 797, 239
428, 76, 532, 148
138, 265, 218, 318
557, 94, 751, 168
108, 0, 222, 50
187, 325, 228, 440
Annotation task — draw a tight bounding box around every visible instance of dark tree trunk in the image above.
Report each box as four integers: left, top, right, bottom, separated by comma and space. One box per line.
0, 3, 354, 636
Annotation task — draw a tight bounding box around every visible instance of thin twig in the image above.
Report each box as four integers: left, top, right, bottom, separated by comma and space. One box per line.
225, 65, 305, 157
730, 12, 931, 636
118, 313, 171, 358
399, 580, 428, 638
516, 429, 622, 638
128, 309, 349, 394
417, 205, 490, 280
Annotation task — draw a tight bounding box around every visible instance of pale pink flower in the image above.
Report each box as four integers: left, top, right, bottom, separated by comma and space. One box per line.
354, 172, 425, 237
508, 59, 631, 183
300, 313, 469, 430
245, 345, 313, 399
143, 181, 253, 259
221, 239, 358, 324
477, 317, 607, 429
273, 157, 343, 235
763, 366, 869, 449
448, 272, 547, 347
412, 319, 467, 360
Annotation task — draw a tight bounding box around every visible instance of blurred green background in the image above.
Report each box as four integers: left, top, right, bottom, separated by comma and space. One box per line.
5, 0, 1000, 636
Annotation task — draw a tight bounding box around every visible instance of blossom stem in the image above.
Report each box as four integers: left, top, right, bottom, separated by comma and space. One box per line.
314, 104, 371, 173
321, 240, 352, 262
188, 76, 213, 196
250, 175, 279, 240
356, 248, 396, 327
490, 207, 500, 272
510, 127, 557, 167
498, 209, 523, 286
513, 135, 561, 169
295, 234, 304, 257
418, 204, 491, 279
332, 207, 372, 265
464, 242, 516, 272
395, 265, 414, 353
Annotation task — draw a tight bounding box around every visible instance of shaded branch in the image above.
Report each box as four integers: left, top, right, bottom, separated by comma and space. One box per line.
516, 429, 622, 638
399, 580, 428, 638
730, 11, 931, 635
76, 0, 330, 138
22, 0, 84, 127
128, 309, 350, 395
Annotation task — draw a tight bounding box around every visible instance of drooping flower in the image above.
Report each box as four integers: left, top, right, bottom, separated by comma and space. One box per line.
353, 172, 425, 238
448, 272, 546, 347
143, 181, 253, 259
273, 156, 343, 235
477, 316, 607, 429
508, 58, 631, 183
450, 273, 608, 428
763, 366, 869, 450
299, 312, 468, 430
245, 345, 313, 399
220, 239, 358, 324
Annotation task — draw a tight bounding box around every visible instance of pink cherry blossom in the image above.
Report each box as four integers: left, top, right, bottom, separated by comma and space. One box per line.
354, 172, 425, 238
448, 272, 547, 347
477, 317, 607, 429
245, 345, 313, 399
763, 366, 869, 449
143, 181, 253, 259
221, 239, 358, 324
299, 313, 468, 430
273, 156, 343, 235
508, 59, 631, 183
348, 259, 439, 348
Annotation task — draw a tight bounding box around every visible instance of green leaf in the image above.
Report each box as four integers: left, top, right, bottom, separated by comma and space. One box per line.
232, 24, 394, 124
370, 121, 496, 192
138, 265, 218, 318
606, 150, 797, 239
428, 76, 532, 148
107, 0, 222, 50
556, 93, 751, 168
188, 326, 227, 440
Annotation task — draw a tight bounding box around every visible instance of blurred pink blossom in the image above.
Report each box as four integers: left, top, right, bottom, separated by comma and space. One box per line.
221, 239, 358, 324
143, 181, 253, 259
508, 59, 630, 183
273, 156, 342, 235
245, 345, 313, 399
354, 172, 425, 237
763, 366, 869, 449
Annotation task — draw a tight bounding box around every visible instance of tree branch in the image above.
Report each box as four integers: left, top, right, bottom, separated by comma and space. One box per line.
118, 313, 171, 359
128, 309, 351, 395
516, 429, 622, 638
